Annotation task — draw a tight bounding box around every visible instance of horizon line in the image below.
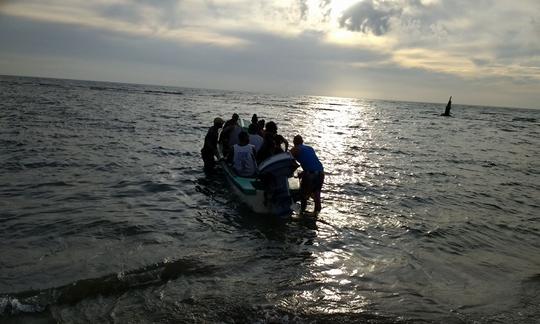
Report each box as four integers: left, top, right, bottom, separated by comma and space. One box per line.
1, 73, 536, 111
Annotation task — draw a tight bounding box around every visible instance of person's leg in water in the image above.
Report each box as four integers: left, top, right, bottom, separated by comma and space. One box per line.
299, 172, 308, 212
300, 172, 322, 213
313, 173, 324, 212
202, 148, 216, 173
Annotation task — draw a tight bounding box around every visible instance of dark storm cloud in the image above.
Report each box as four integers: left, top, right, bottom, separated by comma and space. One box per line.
338, 0, 402, 36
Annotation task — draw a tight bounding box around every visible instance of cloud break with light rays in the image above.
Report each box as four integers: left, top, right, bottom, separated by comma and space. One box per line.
0, 0, 539, 108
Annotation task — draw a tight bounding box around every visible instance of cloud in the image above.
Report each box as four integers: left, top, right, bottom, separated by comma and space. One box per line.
0, 0, 539, 108
335, 0, 456, 38
338, 0, 402, 36
98, 0, 181, 27
330, 0, 540, 85
298, 0, 309, 20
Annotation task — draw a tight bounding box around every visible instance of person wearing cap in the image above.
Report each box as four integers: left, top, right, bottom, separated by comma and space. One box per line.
290, 135, 324, 213
201, 117, 224, 172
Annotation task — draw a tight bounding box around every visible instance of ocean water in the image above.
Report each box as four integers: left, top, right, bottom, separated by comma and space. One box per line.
0, 75, 539, 323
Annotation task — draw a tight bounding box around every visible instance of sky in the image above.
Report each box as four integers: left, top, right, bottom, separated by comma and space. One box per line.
0, 0, 539, 108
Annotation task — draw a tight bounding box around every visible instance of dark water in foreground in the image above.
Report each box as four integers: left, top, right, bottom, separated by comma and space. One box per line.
0, 75, 539, 323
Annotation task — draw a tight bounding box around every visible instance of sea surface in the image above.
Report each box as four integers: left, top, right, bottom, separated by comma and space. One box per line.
0, 75, 539, 323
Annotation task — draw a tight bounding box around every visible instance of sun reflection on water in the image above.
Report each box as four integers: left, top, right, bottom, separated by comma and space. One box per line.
283, 96, 413, 315
290, 96, 380, 223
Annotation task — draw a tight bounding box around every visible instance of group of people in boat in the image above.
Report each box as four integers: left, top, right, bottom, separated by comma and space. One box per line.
201, 113, 324, 213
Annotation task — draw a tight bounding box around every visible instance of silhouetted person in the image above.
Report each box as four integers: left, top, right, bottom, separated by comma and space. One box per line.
219, 113, 241, 156
248, 123, 263, 153
256, 121, 288, 163
223, 113, 239, 128
442, 96, 452, 116
201, 117, 224, 172
290, 135, 324, 213
251, 114, 258, 125
257, 119, 266, 136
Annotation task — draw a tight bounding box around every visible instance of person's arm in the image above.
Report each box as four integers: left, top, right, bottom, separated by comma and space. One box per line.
219, 126, 231, 144
290, 145, 299, 159
275, 135, 288, 152
209, 128, 219, 152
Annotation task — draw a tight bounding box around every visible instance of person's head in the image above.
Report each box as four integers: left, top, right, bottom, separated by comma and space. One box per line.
257, 119, 265, 130
232, 113, 239, 121
238, 131, 249, 145
251, 114, 258, 124
293, 135, 303, 146
214, 117, 224, 127
248, 123, 258, 135
265, 121, 277, 134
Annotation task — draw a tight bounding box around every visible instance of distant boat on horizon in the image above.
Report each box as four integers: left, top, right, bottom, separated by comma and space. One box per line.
441, 96, 452, 116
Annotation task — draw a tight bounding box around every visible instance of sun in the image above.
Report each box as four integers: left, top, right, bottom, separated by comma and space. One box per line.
305, 0, 354, 21
326, 0, 354, 19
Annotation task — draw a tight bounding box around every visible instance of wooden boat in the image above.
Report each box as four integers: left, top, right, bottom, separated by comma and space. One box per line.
216, 119, 299, 218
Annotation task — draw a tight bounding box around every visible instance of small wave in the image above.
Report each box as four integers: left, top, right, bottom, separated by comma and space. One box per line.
512, 117, 537, 123
482, 161, 497, 168
424, 227, 448, 238
109, 180, 138, 189
0, 297, 46, 315
523, 273, 540, 284
88, 85, 140, 95
28, 181, 73, 189
89, 86, 116, 92
93, 161, 124, 171
0, 140, 25, 147
426, 171, 449, 177
143, 90, 183, 96
141, 182, 176, 193
500, 127, 518, 132
0, 258, 216, 315
499, 181, 522, 187
37, 82, 66, 90
311, 107, 336, 112
22, 161, 75, 169
152, 146, 181, 156
246, 101, 266, 106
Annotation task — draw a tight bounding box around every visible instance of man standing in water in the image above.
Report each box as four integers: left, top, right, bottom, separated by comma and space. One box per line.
201, 117, 224, 173
290, 135, 324, 213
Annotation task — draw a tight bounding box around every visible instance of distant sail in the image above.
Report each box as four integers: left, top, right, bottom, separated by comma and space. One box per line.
442, 96, 452, 116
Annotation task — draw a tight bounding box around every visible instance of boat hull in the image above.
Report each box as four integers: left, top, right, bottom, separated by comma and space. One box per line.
218, 158, 299, 215
216, 118, 299, 216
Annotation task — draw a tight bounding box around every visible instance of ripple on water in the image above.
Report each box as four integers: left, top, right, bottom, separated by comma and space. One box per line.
1, 77, 540, 323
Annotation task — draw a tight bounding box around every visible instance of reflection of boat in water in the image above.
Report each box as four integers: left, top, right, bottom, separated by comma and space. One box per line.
216, 119, 299, 218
